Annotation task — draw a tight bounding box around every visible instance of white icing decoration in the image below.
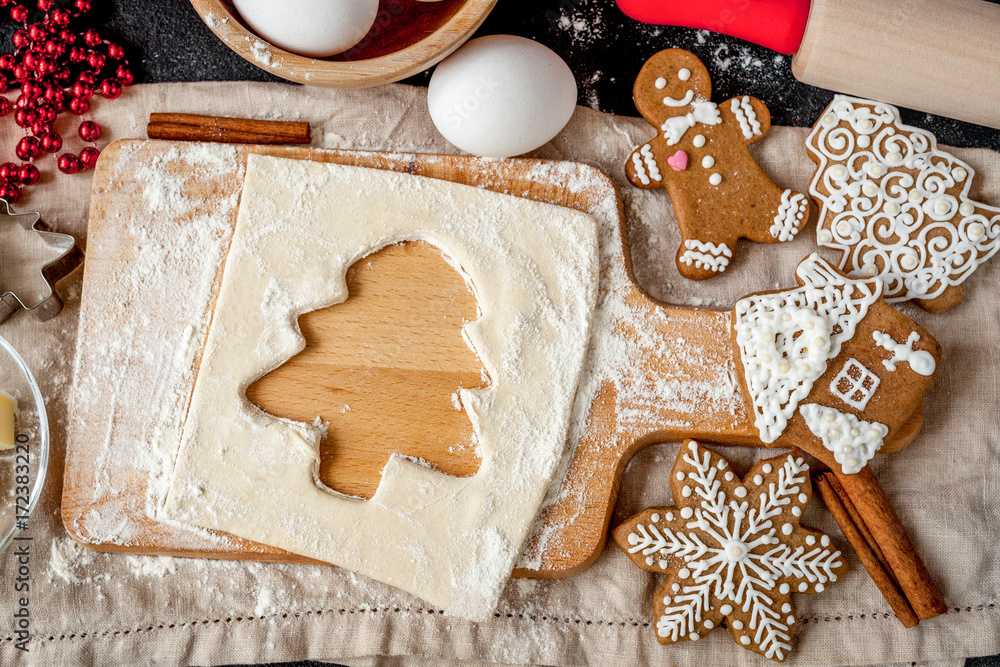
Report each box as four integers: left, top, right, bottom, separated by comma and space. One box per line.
640, 144, 662, 182
651, 513, 660, 522
661, 100, 722, 146
734, 254, 881, 443
631, 152, 650, 186
799, 403, 887, 474
655, 77, 667, 89
730, 96, 762, 139
829, 358, 880, 410
625, 444, 841, 659
720, 604, 733, 615
702, 155, 715, 168
678, 68, 691, 81
679, 239, 732, 273
709, 173, 722, 186
664, 90, 694, 107
693, 134, 706, 148
872, 330, 936, 376
770, 190, 808, 242
806, 95, 1000, 303
762, 464, 772, 473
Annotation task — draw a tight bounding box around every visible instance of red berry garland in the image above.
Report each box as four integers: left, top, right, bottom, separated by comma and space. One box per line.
0, 0, 133, 201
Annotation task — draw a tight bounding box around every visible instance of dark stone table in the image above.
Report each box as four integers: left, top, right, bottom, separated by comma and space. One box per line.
97, 0, 1000, 151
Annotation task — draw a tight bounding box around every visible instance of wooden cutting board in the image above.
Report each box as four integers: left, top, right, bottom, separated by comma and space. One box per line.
63, 140, 761, 577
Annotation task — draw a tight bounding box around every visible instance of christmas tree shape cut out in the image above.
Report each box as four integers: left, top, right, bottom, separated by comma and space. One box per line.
246, 241, 487, 499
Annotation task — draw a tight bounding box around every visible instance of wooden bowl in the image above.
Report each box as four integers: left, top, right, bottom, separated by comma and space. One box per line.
189, 0, 498, 88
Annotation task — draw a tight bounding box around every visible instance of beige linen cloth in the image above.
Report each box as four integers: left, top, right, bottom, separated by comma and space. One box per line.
0, 82, 998, 667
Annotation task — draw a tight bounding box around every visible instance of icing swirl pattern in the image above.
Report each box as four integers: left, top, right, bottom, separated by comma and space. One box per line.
806, 95, 1000, 304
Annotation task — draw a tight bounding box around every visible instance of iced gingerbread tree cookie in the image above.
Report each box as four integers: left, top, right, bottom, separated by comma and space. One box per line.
625, 48, 809, 280
806, 95, 1000, 313
613, 440, 847, 662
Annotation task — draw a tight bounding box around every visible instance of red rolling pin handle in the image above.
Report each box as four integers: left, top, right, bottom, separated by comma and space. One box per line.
615, 0, 811, 55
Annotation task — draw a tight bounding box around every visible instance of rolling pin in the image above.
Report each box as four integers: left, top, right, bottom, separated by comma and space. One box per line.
616, 0, 1000, 130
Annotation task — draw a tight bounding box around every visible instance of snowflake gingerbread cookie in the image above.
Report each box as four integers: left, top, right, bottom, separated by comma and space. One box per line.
806, 95, 1000, 313
731, 254, 941, 475
613, 440, 847, 662
625, 48, 810, 280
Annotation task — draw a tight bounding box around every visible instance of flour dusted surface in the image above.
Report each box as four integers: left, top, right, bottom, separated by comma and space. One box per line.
164, 156, 600, 621
67, 140, 244, 552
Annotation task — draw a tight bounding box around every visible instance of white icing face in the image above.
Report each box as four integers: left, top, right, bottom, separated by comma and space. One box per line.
806, 95, 1000, 304
663, 89, 694, 107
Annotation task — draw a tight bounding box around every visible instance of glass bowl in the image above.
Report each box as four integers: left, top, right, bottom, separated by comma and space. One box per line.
0, 334, 49, 556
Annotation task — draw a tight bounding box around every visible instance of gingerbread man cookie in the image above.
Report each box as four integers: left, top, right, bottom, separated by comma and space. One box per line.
613, 440, 847, 662
625, 49, 810, 280
806, 95, 1000, 313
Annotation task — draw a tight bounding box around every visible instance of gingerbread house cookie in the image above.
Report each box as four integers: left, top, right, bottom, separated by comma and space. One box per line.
625, 48, 810, 280
731, 253, 941, 474
806, 95, 1000, 313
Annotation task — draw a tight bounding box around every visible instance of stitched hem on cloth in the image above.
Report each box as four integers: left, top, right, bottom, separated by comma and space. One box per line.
1, 601, 995, 646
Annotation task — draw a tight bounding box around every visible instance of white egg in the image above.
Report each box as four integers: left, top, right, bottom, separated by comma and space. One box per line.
428, 35, 578, 158
233, 0, 379, 58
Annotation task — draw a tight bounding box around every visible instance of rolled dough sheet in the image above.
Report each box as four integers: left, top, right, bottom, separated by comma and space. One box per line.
164, 155, 599, 621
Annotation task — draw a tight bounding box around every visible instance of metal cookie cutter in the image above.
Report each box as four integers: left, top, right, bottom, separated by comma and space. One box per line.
0, 198, 84, 324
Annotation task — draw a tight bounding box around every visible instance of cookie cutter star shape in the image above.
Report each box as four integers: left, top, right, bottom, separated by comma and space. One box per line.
0, 199, 83, 324
613, 440, 848, 663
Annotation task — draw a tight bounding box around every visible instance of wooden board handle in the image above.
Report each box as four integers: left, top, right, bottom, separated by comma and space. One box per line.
793, 0, 1000, 129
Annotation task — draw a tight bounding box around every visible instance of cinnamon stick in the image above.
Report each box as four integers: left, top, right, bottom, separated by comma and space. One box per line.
815, 472, 919, 628
834, 466, 949, 620
825, 472, 894, 585
147, 113, 311, 145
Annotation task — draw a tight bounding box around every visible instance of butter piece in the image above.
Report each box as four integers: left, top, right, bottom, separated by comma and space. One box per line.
0, 390, 16, 450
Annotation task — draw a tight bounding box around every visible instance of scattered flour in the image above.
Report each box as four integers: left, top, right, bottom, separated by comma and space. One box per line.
248, 37, 277, 68
202, 12, 228, 29
49, 538, 95, 584
125, 555, 179, 577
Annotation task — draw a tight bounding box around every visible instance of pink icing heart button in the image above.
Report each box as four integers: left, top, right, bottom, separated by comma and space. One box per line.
667, 150, 688, 171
